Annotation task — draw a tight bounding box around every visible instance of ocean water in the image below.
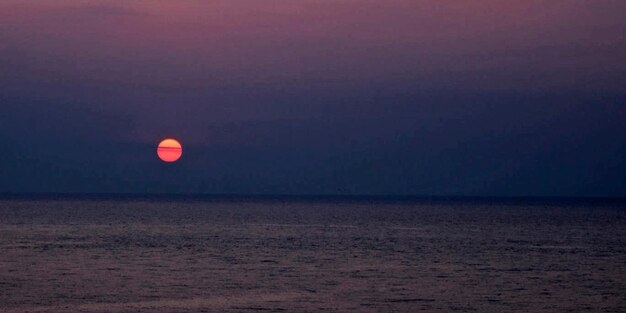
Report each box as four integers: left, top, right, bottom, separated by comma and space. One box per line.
0, 197, 624, 312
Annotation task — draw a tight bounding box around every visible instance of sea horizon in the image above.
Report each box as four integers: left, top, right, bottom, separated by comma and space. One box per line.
2, 1, 625, 311
1, 192, 625, 206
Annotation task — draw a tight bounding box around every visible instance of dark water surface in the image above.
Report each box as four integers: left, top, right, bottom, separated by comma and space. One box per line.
0, 197, 624, 312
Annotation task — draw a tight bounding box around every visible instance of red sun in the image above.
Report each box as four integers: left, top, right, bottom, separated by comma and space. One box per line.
157, 138, 182, 162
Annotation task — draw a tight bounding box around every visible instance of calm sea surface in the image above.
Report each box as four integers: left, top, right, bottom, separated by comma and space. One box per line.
0, 197, 624, 312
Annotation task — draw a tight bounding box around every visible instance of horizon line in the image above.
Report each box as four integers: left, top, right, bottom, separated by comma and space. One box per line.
0, 192, 624, 204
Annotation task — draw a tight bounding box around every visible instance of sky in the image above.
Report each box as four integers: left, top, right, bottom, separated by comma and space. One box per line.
1, 0, 625, 196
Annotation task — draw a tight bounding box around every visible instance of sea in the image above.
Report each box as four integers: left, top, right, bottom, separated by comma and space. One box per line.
0, 195, 624, 312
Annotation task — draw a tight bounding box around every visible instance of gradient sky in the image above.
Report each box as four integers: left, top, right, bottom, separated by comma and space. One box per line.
1, 0, 625, 196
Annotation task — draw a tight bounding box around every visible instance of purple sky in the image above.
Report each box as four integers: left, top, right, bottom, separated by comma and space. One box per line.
1, 1, 625, 195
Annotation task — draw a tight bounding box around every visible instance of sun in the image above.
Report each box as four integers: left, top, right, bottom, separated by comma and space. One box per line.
157, 138, 182, 162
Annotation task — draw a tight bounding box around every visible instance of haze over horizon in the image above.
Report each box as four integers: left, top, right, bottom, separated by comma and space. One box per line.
1, 0, 625, 196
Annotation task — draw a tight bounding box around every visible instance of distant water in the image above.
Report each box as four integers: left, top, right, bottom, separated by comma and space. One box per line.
0, 197, 624, 312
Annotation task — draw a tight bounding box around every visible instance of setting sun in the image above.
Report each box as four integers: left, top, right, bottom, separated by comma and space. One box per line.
157, 138, 182, 162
